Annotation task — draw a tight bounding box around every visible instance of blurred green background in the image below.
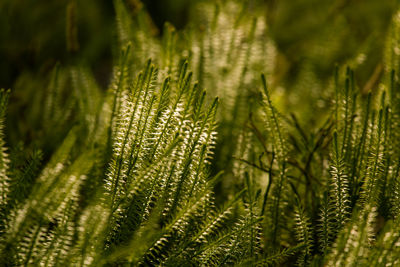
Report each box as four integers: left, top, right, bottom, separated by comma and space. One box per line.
1, 0, 396, 88
0, 0, 397, 147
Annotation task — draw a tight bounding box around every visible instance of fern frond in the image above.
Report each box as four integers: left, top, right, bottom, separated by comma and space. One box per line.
293, 198, 313, 266
0, 89, 10, 207
6, 149, 42, 213
191, 189, 244, 246
367, 219, 400, 266
260, 74, 287, 161
252, 244, 306, 267
36, 200, 76, 266
73, 202, 110, 266
260, 74, 290, 248
70, 65, 103, 139
362, 106, 388, 205
326, 205, 377, 266
1, 144, 94, 265
196, 214, 263, 266
330, 131, 351, 228
317, 191, 335, 254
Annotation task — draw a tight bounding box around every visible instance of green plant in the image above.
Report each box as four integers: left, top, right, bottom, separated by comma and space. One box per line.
1, 0, 400, 266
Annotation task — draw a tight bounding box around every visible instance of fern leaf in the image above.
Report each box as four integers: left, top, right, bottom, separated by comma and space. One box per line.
294, 198, 313, 266
330, 131, 351, 228
0, 89, 10, 207
326, 206, 377, 266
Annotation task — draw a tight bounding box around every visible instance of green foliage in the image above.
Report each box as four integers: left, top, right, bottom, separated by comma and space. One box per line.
2, 0, 400, 266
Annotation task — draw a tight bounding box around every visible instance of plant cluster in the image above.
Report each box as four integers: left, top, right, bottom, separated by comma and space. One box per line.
1, 0, 400, 266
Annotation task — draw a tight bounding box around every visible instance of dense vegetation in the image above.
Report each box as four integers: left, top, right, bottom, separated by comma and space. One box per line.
1, 0, 400, 265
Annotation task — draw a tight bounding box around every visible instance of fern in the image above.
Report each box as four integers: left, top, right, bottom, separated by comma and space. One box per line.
260, 73, 290, 249
252, 244, 306, 267
293, 197, 313, 266
3, 1, 400, 266
0, 89, 10, 207
329, 131, 351, 229
326, 206, 377, 266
